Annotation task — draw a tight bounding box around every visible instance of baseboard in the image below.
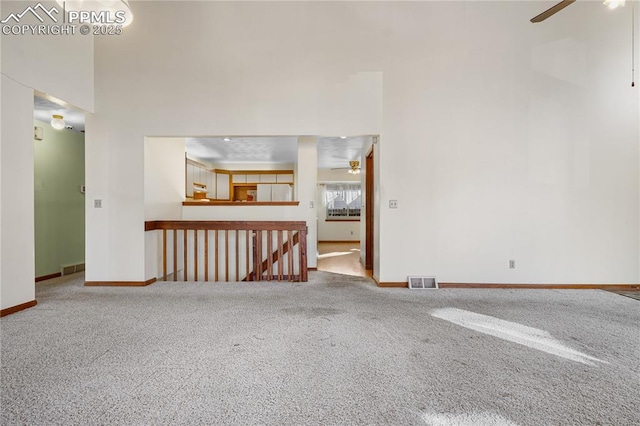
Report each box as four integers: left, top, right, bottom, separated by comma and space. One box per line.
35, 272, 62, 282
1, 300, 37, 317
85, 278, 157, 287
308, 267, 318, 271
438, 283, 640, 290
372, 276, 408, 288
370, 280, 639, 290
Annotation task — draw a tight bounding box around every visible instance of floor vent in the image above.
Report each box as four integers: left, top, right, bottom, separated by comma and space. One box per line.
62, 263, 85, 276
408, 276, 438, 289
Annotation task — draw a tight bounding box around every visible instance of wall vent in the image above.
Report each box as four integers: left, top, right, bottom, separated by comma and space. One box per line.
408, 276, 438, 289
61, 263, 85, 276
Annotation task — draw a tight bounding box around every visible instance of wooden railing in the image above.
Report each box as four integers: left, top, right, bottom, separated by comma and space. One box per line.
145, 221, 308, 282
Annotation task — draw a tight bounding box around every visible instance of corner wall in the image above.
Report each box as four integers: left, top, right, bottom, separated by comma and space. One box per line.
0, 0, 94, 310
0, 76, 35, 310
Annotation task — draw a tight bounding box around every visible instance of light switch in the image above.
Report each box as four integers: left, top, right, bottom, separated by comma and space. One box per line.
94, 199, 102, 208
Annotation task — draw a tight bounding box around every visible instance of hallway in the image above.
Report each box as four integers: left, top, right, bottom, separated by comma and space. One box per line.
317, 242, 371, 278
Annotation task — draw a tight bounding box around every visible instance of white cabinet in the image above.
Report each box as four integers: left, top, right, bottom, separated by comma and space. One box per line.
246, 174, 260, 183
186, 163, 194, 197
276, 174, 293, 183
232, 174, 246, 183
216, 173, 230, 200
207, 170, 216, 198
259, 174, 277, 183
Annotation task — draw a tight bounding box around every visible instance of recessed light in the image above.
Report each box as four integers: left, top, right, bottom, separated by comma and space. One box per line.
223, 137, 231, 142
339, 136, 347, 139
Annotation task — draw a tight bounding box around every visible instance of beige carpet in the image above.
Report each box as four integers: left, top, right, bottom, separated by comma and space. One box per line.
1, 272, 639, 425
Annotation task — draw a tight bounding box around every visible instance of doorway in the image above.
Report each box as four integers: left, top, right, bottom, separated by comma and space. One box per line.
33, 94, 86, 281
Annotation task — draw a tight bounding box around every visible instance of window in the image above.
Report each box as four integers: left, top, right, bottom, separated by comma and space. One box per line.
323, 183, 361, 219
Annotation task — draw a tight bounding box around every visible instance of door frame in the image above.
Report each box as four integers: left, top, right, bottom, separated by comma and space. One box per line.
365, 146, 374, 270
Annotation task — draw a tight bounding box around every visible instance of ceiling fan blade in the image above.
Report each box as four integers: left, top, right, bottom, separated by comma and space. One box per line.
530, 0, 576, 23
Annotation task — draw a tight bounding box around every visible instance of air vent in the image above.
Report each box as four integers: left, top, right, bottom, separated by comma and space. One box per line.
61, 263, 85, 276
408, 276, 438, 289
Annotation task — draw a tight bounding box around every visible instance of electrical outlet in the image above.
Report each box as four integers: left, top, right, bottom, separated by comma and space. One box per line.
389, 200, 398, 209
350, 231, 354, 235
309, 201, 314, 208
509, 259, 515, 269
94, 199, 102, 208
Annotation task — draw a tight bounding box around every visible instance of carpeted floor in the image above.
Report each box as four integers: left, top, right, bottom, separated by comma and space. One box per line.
1, 272, 639, 425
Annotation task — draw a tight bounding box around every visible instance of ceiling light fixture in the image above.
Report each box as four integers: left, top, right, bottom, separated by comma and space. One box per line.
50, 115, 65, 130
347, 160, 361, 174
603, 0, 625, 9
223, 137, 231, 142
340, 136, 347, 139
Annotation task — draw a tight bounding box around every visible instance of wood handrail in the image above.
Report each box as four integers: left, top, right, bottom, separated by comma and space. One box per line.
145, 220, 306, 232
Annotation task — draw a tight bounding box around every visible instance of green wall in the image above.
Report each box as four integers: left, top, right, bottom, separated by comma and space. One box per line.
34, 120, 85, 278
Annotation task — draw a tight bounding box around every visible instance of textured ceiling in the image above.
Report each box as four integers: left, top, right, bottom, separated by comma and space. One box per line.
186, 137, 299, 164
33, 95, 85, 132
317, 136, 369, 169
187, 136, 371, 169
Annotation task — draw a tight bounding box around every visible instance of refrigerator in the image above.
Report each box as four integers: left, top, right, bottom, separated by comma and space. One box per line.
257, 184, 292, 201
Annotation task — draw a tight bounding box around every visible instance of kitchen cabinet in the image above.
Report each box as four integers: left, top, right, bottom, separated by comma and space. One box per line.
216, 172, 230, 200
246, 174, 260, 183
259, 174, 277, 183
276, 174, 294, 183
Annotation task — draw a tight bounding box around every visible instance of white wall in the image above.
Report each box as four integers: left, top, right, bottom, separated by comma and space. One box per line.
145, 137, 186, 221
144, 137, 187, 280
90, 1, 637, 285
0, 76, 35, 310
296, 137, 318, 266
317, 169, 361, 183
376, 1, 638, 284
317, 208, 360, 242
89, 2, 380, 282
1, 1, 94, 111
0, 0, 94, 309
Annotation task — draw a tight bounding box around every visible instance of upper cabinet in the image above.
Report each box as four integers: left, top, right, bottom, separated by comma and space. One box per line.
229, 170, 295, 201
259, 174, 277, 183
184, 159, 295, 202
276, 174, 294, 183
185, 158, 215, 199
